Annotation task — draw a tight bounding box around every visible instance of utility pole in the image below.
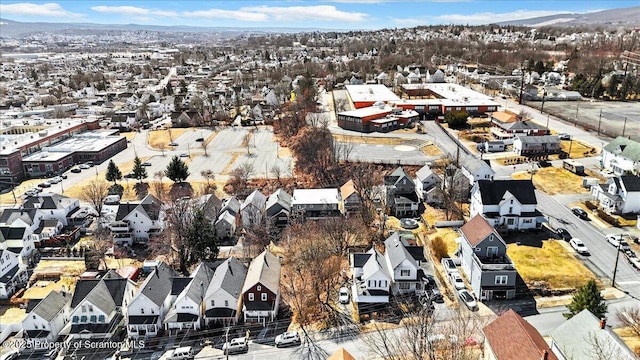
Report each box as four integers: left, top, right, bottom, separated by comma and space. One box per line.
540, 88, 546, 113
545, 114, 550, 134
574, 102, 579, 127
597, 109, 603, 136
518, 63, 526, 105
225, 327, 230, 360
568, 135, 574, 159
612, 234, 623, 288
622, 116, 628, 138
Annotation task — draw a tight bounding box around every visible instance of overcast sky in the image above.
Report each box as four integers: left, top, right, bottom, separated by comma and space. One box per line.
0, 1, 636, 30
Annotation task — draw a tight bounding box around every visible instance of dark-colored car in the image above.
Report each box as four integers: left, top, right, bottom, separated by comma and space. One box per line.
70, 167, 81, 173
124, 172, 136, 179
556, 228, 572, 241
430, 287, 444, 303
571, 207, 589, 220
195, 137, 204, 142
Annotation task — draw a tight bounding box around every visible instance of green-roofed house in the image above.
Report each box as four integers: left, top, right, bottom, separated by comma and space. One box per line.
602, 137, 640, 176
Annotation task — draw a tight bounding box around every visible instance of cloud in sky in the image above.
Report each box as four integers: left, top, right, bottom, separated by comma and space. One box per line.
181, 9, 269, 22
0, 2, 83, 18
241, 5, 369, 22
431, 10, 570, 25
91, 5, 178, 17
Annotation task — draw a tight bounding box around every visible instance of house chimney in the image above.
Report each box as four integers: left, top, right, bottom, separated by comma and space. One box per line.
600, 318, 606, 329
541, 350, 548, 360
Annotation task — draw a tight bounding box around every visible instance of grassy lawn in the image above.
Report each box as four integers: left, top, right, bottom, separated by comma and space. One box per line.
613, 327, 640, 354
123, 132, 137, 140
561, 139, 597, 159
421, 143, 443, 156
332, 134, 403, 145
0, 306, 26, 325
385, 216, 429, 239
434, 228, 460, 256
148, 128, 190, 148
507, 240, 596, 290
512, 167, 589, 194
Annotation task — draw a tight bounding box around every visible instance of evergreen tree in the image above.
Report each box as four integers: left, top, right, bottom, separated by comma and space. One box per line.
165, 156, 190, 183
564, 279, 608, 319
132, 156, 148, 181
105, 160, 122, 184
183, 208, 218, 273
444, 111, 469, 129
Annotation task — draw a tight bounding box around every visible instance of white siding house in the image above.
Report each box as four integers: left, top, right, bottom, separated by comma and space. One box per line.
470, 180, 540, 230
164, 264, 214, 333
591, 175, 640, 214
601, 137, 640, 175
127, 262, 175, 338
204, 257, 248, 327
22, 290, 71, 344
384, 234, 420, 295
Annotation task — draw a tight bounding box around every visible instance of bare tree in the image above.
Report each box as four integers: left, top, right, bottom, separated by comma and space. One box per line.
318, 217, 368, 256
151, 171, 166, 201
200, 169, 216, 193
201, 139, 209, 156
585, 330, 631, 360
350, 162, 383, 226
228, 163, 254, 194
158, 141, 167, 156
270, 164, 283, 183
243, 129, 254, 155
616, 307, 640, 337
80, 179, 110, 217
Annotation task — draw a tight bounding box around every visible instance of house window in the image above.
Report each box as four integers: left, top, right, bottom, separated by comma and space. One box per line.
257, 285, 261, 291
151, 309, 154, 314
495, 275, 508, 285
211, 300, 215, 307
72, 316, 79, 323
248, 293, 254, 301
224, 300, 228, 307
99, 315, 105, 322
399, 282, 411, 290
81, 316, 87, 322
33, 315, 36, 319
507, 218, 515, 225
508, 207, 513, 214
88, 305, 93, 312
400, 269, 410, 277
379, 280, 387, 287
90, 315, 97, 323
487, 247, 499, 257
141, 308, 144, 314
35, 325, 38, 329
261, 293, 267, 301
81, 305, 86, 312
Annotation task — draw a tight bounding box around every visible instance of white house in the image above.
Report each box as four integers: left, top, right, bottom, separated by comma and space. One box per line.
459, 155, 495, 186
384, 233, 420, 295
127, 262, 176, 338
0, 249, 28, 300
164, 263, 214, 333
591, 175, 640, 214
470, 180, 540, 230
22, 192, 81, 227
291, 188, 343, 220
204, 257, 248, 327
601, 136, 640, 175
0, 225, 35, 265
22, 290, 71, 344
352, 248, 391, 308
240, 190, 267, 228
414, 164, 442, 202
111, 194, 164, 245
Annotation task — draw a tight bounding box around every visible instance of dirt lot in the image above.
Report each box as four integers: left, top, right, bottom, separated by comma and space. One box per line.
512, 167, 590, 195
561, 139, 597, 159
147, 128, 190, 148
507, 239, 596, 290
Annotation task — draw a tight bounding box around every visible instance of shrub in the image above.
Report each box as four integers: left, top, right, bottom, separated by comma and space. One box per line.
431, 236, 448, 261
585, 201, 598, 210
597, 209, 619, 226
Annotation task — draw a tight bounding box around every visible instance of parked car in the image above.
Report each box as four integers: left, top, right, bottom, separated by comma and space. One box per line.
141, 161, 152, 166
338, 287, 350, 304
605, 234, 631, 251
169, 142, 178, 146
458, 290, 478, 311
195, 137, 204, 142
180, 153, 189, 158
556, 228, 572, 241
558, 133, 571, 140
79, 163, 91, 170
50, 176, 63, 184
430, 287, 444, 303
275, 331, 301, 348
24, 188, 40, 197
38, 181, 52, 188
60, 173, 68, 179
450, 272, 465, 290
124, 172, 136, 179
441, 258, 458, 274
571, 207, 589, 220
570, 238, 590, 255
422, 274, 436, 289
70, 167, 81, 173
158, 346, 194, 360
222, 337, 248, 354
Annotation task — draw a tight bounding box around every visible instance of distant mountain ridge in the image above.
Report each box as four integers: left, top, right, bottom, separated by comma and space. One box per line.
496, 6, 640, 27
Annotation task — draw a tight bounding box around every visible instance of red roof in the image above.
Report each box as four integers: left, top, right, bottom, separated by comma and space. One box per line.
459, 215, 495, 247
483, 309, 558, 360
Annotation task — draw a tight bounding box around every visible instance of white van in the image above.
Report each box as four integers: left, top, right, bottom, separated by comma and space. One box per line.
158, 346, 194, 360
104, 195, 121, 205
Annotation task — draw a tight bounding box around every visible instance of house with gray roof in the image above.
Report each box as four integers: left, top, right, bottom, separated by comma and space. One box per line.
0, 249, 28, 300
513, 135, 561, 156
384, 167, 420, 217
352, 248, 391, 315
414, 164, 442, 203
127, 262, 176, 338
22, 290, 71, 343
265, 189, 292, 228
0, 224, 35, 264
241, 190, 267, 228
592, 175, 640, 215
110, 194, 164, 245
204, 257, 248, 326
550, 309, 637, 360
602, 136, 640, 176
459, 155, 495, 186
215, 197, 240, 239
164, 263, 215, 333
384, 233, 420, 295
242, 250, 281, 324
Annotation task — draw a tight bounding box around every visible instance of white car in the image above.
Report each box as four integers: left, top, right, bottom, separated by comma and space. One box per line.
458, 289, 478, 311
79, 163, 91, 169
441, 258, 458, 274
49, 176, 63, 184
338, 287, 350, 304
450, 272, 465, 290
222, 337, 248, 355
570, 238, 590, 255
605, 235, 631, 251
274, 331, 301, 347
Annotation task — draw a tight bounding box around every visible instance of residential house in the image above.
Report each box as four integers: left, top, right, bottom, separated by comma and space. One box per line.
265, 189, 292, 228
127, 262, 176, 338
351, 248, 391, 314
601, 136, 640, 175
384, 167, 420, 217
0, 249, 28, 299
483, 309, 557, 360
215, 197, 240, 239
164, 263, 214, 333
340, 180, 362, 217
490, 110, 548, 139
550, 309, 637, 360
0, 225, 35, 265
470, 180, 540, 230
592, 175, 640, 214
414, 164, 442, 203
458, 215, 517, 301
22, 192, 82, 227
199, 193, 222, 223
22, 290, 71, 344
459, 155, 495, 187
204, 257, 248, 327
67, 271, 135, 340
111, 111, 137, 130
111, 194, 163, 245
240, 190, 267, 228
242, 250, 281, 325
291, 188, 343, 220
513, 135, 561, 156
384, 233, 420, 295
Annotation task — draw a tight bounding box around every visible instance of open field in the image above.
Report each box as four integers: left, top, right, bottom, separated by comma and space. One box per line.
147, 128, 190, 148
507, 240, 596, 290
614, 327, 640, 354
512, 167, 589, 194
560, 139, 597, 159
23, 277, 76, 299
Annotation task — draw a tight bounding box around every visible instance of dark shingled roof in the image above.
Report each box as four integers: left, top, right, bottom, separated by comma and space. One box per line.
136, 262, 175, 306
620, 175, 640, 192
205, 257, 247, 303
476, 180, 537, 205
